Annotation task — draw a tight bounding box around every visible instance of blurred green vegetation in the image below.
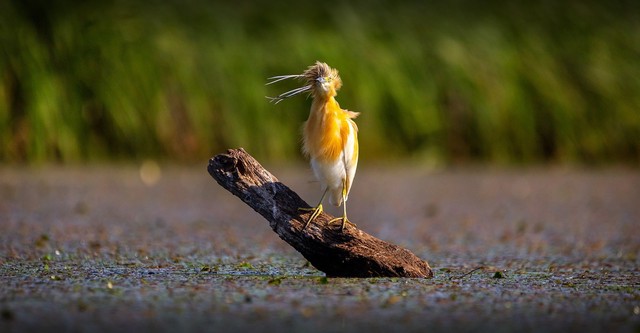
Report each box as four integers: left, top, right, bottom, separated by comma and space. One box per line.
1, 0, 638, 164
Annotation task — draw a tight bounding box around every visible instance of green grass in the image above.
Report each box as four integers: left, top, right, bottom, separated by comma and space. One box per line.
1, 0, 639, 164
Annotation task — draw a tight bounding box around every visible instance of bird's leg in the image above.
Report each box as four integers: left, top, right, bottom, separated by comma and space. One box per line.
328, 180, 356, 231
299, 188, 328, 230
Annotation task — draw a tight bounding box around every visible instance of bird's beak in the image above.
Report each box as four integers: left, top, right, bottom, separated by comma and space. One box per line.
315, 77, 330, 93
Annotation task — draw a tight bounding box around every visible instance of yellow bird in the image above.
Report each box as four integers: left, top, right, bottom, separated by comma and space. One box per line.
267, 61, 359, 231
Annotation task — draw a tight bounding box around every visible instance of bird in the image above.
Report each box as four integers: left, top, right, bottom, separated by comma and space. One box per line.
267, 61, 359, 231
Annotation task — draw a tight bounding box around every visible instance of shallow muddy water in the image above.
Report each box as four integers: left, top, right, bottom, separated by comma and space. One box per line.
1, 164, 638, 332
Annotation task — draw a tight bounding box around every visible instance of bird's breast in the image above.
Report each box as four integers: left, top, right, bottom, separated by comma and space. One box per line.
303, 100, 355, 163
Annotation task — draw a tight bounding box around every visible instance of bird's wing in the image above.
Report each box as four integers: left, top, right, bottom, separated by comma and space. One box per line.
341, 117, 359, 198
343, 110, 360, 131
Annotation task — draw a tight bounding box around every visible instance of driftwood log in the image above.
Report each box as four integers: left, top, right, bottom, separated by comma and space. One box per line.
207, 148, 433, 278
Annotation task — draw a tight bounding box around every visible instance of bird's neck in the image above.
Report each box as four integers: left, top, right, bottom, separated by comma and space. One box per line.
310, 95, 338, 116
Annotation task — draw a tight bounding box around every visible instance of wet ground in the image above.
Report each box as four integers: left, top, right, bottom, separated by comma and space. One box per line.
1, 163, 639, 332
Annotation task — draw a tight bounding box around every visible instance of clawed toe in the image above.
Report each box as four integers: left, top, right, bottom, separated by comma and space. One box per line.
299, 204, 323, 230
299, 199, 355, 232
328, 217, 356, 231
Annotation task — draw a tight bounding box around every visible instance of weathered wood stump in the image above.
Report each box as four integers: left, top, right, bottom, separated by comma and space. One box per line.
207, 148, 433, 278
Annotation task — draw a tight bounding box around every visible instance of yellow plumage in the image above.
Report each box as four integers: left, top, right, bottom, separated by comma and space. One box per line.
267, 61, 359, 231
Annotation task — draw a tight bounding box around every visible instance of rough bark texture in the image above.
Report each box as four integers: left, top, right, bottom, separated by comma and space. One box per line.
207, 148, 433, 278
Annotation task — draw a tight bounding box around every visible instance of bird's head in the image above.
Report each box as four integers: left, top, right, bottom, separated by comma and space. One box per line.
267, 61, 342, 104
304, 61, 342, 97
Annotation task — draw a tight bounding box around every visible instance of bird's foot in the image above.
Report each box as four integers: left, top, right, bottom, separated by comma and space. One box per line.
298, 204, 323, 230
328, 216, 357, 231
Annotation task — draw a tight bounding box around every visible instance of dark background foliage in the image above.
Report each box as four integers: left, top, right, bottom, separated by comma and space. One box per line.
1, 0, 638, 164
